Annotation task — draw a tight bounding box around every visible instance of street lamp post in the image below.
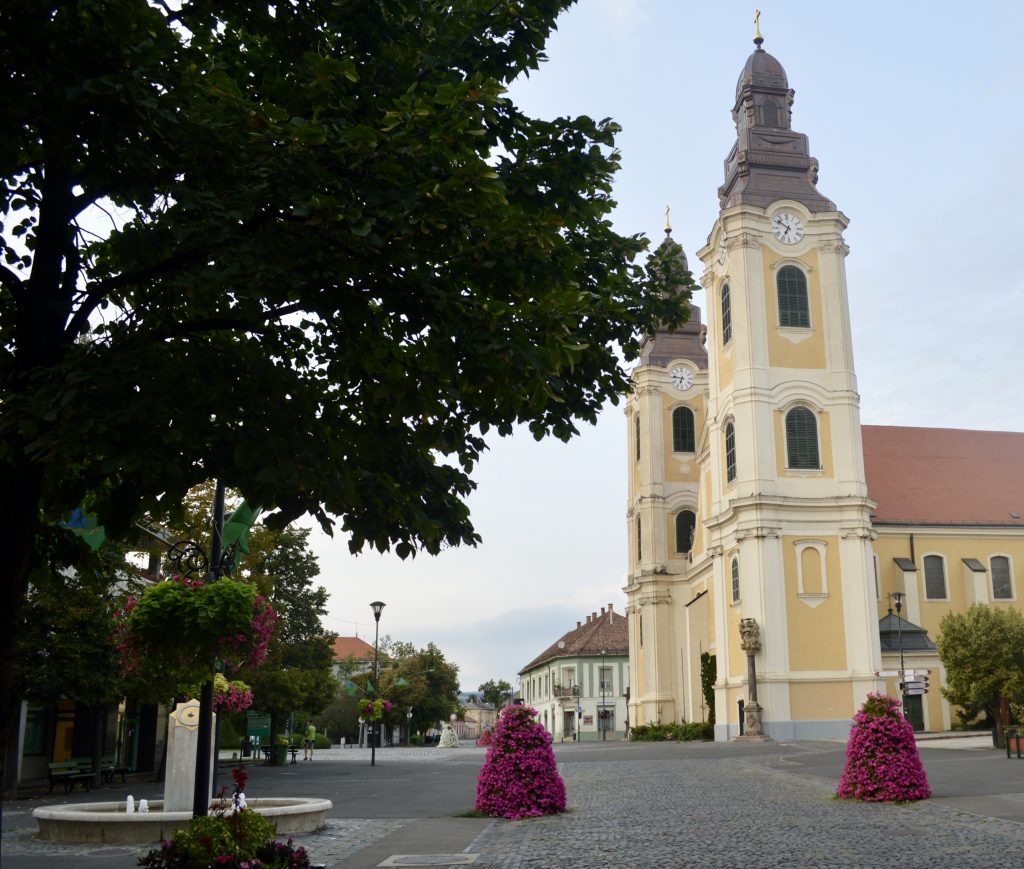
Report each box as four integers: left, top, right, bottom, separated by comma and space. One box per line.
406, 708, 413, 746
370, 601, 385, 766
600, 650, 607, 741
889, 592, 907, 715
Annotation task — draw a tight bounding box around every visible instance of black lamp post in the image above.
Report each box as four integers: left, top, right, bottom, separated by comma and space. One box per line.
600, 649, 607, 741
370, 601, 385, 766
889, 591, 907, 715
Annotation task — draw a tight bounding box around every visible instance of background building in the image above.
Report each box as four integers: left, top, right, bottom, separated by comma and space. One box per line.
519, 604, 629, 741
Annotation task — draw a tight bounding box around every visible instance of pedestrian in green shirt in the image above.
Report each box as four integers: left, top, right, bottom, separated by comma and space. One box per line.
304, 720, 316, 760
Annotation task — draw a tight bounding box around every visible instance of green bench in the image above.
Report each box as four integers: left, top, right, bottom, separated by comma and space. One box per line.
47, 760, 94, 794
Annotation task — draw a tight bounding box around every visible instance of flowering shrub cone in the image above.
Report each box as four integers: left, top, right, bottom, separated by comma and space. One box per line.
475, 704, 566, 819
837, 692, 931, 802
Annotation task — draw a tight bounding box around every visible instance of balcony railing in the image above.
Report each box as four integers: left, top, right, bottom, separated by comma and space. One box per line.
553, 684, 579, 698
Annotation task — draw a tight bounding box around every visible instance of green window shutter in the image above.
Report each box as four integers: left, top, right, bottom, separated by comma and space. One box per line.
991, 556, 1013, 599
777, 266, 810, 327
923, 555, 947, 599
725, 423, 736, 482
731, 557, 740, 602
785, 407, 820, 469
672, 407, 696, 452
635, 413, 640, 462
675, 510, 696, 554
721, 283, 732, 344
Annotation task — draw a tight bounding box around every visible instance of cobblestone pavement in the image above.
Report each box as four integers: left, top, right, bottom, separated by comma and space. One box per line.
460, 750, 1024, 869
6, 740, 1024, 868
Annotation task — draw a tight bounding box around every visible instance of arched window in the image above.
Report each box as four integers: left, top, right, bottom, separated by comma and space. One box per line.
731, 556, 740, 602
785, 406, 820, 469
923, 555, 947, 600
672, 406, 696, 453
725, 422, 736, 482
777, 265, 810, 328
675, 510, 696, 554
991, 556, 1013, 600
636, 515, 642, 561
634, 413, 640, 462
721, 283, 733, 344
760, 98, 780, 127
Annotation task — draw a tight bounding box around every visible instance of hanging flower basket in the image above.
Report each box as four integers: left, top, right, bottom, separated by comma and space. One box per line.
114, 576, 275, 687
358, 698, 394, 722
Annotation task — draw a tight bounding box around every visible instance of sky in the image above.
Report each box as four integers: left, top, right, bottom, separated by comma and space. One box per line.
311, 1, 1024, 695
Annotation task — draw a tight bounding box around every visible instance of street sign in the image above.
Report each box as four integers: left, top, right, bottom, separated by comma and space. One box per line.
875, 671, 900, 677
903, 687, 927, 696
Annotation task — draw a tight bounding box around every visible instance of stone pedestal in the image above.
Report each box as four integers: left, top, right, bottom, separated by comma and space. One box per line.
734, 700, 772, 742
164, 700, 216, 812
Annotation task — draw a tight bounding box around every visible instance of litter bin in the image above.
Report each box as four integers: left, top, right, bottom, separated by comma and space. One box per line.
274, 743, 288, 766
242, 737, 252, 758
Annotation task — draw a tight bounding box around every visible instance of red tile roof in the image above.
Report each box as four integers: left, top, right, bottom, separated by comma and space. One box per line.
520, 606, 628, 674
331, 636, 376, 662
863, 425, 1024, 527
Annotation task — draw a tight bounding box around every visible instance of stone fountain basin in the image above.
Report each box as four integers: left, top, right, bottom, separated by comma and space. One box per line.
33, 797, 332, 844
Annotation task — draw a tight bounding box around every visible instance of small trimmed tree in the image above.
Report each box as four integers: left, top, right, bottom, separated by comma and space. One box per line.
837, 692, 930, 802
475, 705, 566, 819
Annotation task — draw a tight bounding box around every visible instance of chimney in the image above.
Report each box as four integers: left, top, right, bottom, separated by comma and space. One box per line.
576, 621, 581, 629
600, 606, 606, 617
586, 614, 591, 623
592, 611, 598, 622
608, 602, 614, 624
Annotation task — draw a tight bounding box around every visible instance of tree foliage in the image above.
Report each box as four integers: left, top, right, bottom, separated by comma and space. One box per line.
0, 0, 693, 757
478, 679, 513, 709
937, 604, 1024, 724
378, 642, 461, 734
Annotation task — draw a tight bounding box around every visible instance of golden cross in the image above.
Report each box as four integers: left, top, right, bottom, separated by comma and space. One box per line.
665, 205, 671, 233
754, 9, 762, 40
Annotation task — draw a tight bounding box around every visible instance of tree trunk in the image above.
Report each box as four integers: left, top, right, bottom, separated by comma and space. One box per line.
0, 465, 44, 788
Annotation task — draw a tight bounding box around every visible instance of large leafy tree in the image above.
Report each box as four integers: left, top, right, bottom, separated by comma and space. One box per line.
937, 604, 1024, 743
0, 0, 693, 768
378, 642, 461, 735
478, 679, 513, 709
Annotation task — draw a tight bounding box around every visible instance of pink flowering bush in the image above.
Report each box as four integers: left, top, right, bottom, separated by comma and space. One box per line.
475, 704, 566, 819
477, 728, 492, 747
837, 692, 930, 802
214, 674, 255, 714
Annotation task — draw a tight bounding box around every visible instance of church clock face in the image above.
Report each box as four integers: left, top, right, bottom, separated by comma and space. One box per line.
771, 211, 805, 244
670, 366, 694, 390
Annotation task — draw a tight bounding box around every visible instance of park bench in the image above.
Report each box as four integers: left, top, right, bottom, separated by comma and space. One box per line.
100, 756, 132, 783
47, 760, 94, 794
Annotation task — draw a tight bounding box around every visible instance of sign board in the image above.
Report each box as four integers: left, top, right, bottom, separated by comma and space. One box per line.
903, 687, 927, 696
583, 715, 593, 725
246, 711, 271, 738
875, 671, 900, 678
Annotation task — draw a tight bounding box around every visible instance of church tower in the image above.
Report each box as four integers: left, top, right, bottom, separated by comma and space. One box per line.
625, 29, 883, 741
624, 222, 710, 729
696, 30, 881, 739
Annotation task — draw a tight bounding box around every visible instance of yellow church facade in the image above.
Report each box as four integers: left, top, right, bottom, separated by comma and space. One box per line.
624, 35, 1024, 740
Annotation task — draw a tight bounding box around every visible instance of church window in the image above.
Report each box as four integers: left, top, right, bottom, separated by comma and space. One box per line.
675, 510, 696, 554
635, 413, 640, 462
639, 613, 643, 646
785, 406, 820, 469
636, 515, 642, 561
991, 556, 1013, 600
725, 422, 736, 482
923, 554, 947, 600
760, 98, 781, 128
777, 265, 810, 328
721, 283, 733, 344
731, 556, 740, 602
672, 406, 696, 452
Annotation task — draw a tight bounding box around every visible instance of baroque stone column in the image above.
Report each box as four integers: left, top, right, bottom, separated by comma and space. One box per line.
736, 618, 770, 742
